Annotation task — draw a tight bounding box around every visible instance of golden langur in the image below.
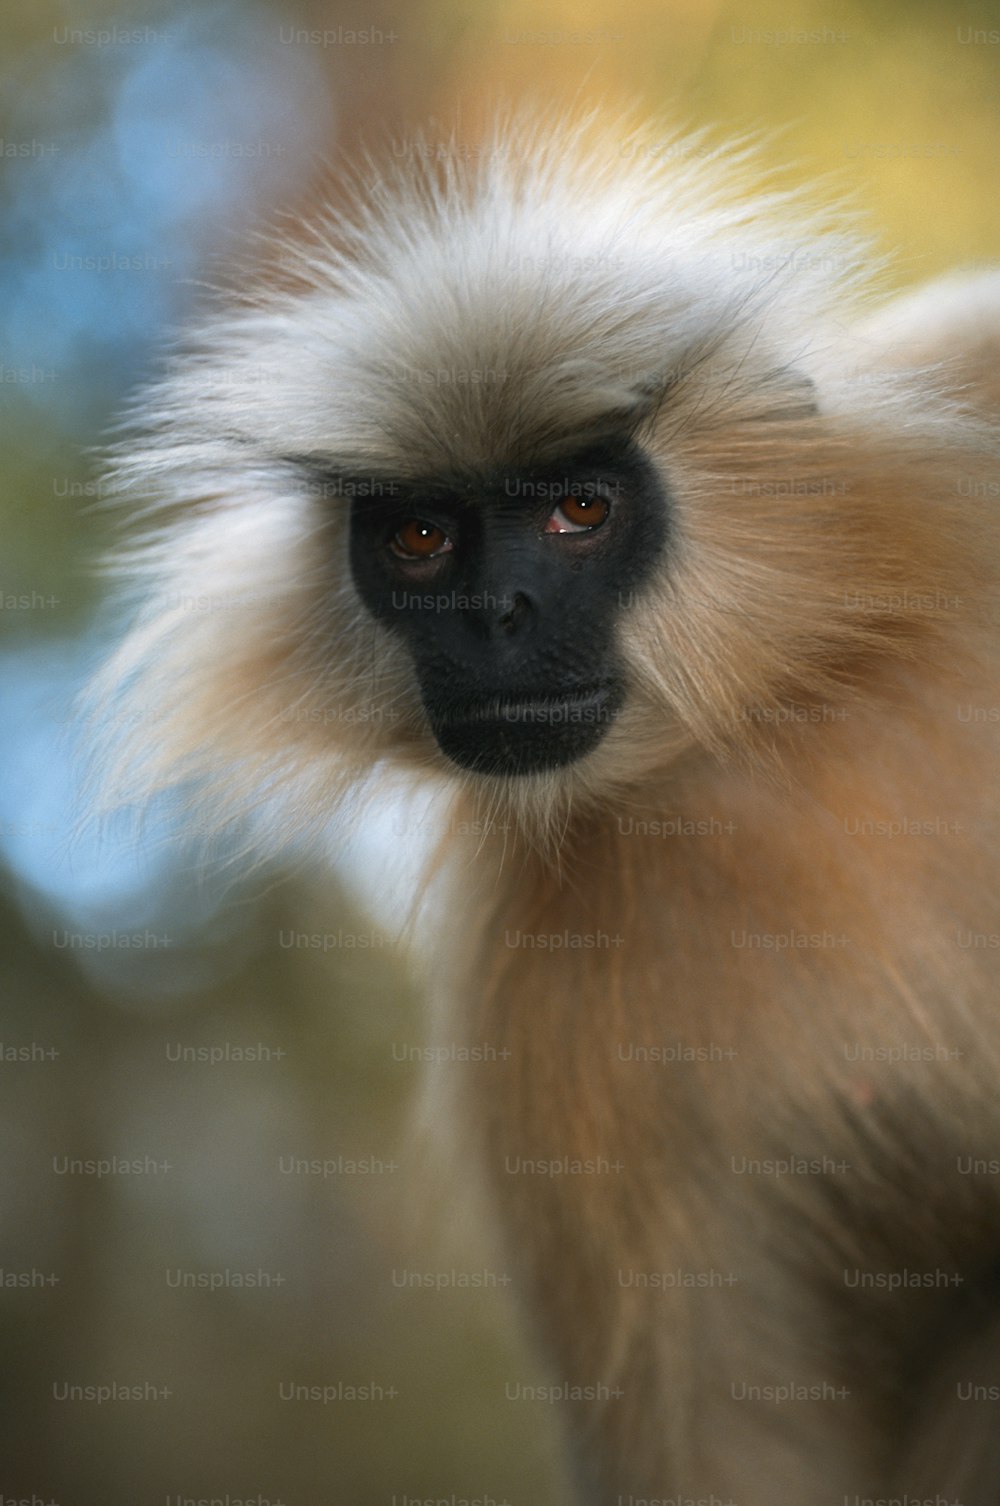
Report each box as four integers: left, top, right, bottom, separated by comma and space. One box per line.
95, 115, 1000, 1504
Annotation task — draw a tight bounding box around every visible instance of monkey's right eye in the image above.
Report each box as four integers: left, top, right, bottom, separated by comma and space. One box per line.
389, 520, 454, 560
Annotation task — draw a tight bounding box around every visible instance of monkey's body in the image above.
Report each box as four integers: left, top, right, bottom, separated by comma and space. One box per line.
95, 119, 1000, 1503
449, 667, 1000, 1501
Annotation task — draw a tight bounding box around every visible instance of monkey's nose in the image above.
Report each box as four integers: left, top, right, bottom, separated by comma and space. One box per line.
497, 591, 532, 635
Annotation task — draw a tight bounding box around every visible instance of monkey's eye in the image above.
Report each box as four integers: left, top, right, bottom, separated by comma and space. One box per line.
389, 520, 454, 559
545, 495, 610, 534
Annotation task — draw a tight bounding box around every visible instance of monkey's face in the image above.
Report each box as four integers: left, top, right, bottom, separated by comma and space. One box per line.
347, 442, 670, 776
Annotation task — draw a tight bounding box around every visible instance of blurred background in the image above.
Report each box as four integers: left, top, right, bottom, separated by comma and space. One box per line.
1, 0, 998, 1501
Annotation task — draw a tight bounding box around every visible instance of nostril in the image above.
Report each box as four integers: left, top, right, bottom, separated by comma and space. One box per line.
498, 591, 531, 634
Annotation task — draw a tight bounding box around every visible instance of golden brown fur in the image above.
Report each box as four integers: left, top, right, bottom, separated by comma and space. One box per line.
92, 116, 1000, 1502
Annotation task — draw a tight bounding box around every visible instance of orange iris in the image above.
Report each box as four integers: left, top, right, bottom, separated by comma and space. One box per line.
548, 494, 610, 531
391, 520, 451, 558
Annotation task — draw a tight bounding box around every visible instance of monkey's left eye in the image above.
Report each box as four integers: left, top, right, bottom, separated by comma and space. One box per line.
390, 520, 454, 559
544, 495, 610, 534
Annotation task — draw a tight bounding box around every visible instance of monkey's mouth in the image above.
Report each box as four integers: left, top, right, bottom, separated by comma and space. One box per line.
426, 684, 621, 775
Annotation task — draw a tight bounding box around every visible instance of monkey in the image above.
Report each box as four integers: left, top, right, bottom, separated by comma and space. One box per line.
91, 113, 1000, 1504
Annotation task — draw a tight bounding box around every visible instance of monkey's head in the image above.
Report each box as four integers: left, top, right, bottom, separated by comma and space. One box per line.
94, 115, 991, 840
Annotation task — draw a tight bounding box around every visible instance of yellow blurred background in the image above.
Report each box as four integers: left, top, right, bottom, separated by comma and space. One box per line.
0, 0, 998, 1502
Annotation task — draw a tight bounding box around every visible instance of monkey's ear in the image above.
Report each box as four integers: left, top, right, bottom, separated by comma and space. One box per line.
754, 368, 819, 422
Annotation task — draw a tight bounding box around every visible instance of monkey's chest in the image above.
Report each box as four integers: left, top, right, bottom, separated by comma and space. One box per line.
462, 818, 1000, 1271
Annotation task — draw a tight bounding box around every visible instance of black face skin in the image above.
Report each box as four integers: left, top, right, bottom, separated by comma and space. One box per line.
343, 440, 671, 776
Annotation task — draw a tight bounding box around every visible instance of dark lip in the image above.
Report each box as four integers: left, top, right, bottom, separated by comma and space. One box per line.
427, 682, 621, 775
432, 684, 614, 726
